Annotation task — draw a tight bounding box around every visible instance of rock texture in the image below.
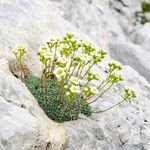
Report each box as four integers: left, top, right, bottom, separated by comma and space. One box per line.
131, 23, 150, 52
60, 0, 127, 47
57, 0, 150, 82
0, 0, 100, 75
109, 41, 150, 83
0, 0, 150, 150
63, 66, 150, 150
0, 57, 68, 150
59, 0, 142, 42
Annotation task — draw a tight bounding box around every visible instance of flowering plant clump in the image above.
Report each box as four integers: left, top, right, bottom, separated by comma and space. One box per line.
12, 33, 137, 122
37, 34, 109, 102
12, 45, 27, 80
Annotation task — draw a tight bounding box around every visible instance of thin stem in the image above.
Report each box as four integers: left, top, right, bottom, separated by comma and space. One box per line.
66, 65, 77, 83
81, 63, 95, 79
98, 77, 109, 89
48, 59, 51, 77
50, 43, 57, 74
78, 80, 90, 98
65, 51, 76, 82
86, 80, 111, 101
97, 70, 113, 89
98, 79, 110, 92
56, 85, 61, 100
16, 56, 25, 81
88, 83, 114, 104
68, 51, 76, 72
92, 98, 126, 113
41, 63, 49, 100
76, 63, 82, 76
78, 63, 87, 77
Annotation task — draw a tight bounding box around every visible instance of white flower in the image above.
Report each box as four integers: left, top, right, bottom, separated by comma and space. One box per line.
12, 44, 26, 56
64, 57, 71, 67
70, 85, 81, 94
42, 51, 53, 59
69, 76, 81, 85
109, 60, 123, 70
89, 86, 99, 95
53, 67, 66, 81
87, 71, 100, 81
66, 92, 71, 96
90, 51, 98, 57
80, 79, 87, 85
94, 73, 100, 80
84, 87, 88, 92
57, 56, 67, 65
39, 45, 49, 53
64, 85, 68, 89
78, 53, 92, 63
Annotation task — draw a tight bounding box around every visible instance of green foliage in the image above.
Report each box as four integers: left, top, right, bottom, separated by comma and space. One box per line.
12, 45, 27, 80
142, 2, 150, 12
135, 11, 150, 24
12, 33, 137, 122
135, 2, 150, 24
25, 76, 91, 123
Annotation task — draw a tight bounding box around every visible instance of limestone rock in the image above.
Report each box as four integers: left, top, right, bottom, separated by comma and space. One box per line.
131, 23, 150, 52
60, 0, 127, 47
0, 0, 99, 75
63, 66, 150, 150
1, 0, 150, 150
0, 58, 68, 150
108, 41, 150, 83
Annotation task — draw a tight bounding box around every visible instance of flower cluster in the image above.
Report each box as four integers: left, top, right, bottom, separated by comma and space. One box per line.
124, 88, 137, 101
12, 33, 137, 115
36, 33, 137, 106
12, 45, 27, 80
107, 61, 123, 84
12, 44, 26, 60
36, 33, 109, 101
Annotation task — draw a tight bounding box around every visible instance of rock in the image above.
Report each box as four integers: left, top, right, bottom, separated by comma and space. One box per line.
108, 41, 150, 83
110, 0, 142, 14
131, 23, 150, 52
109, 0, 142, 36
60, 0, 127, 47
0, 58, 68, 150
1, 0, 150, 150
0, 0, 99, 75
63, 66, 150, 150
58, 0, 144, 44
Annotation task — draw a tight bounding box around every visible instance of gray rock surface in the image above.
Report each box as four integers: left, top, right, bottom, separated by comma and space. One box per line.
109, 0, 142, 35
131, 23, 150, 52
0, 0, 150, 150
0, 58, 67, 150
63, 66, 150, 150
0, 0, 99, 75
108, 41, 150, 83
55, 0, 150, 81
60, 0, 127, 46
58, 0, 143, 43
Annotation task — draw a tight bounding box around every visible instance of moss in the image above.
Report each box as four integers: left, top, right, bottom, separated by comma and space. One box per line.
25, 76, 91, 123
